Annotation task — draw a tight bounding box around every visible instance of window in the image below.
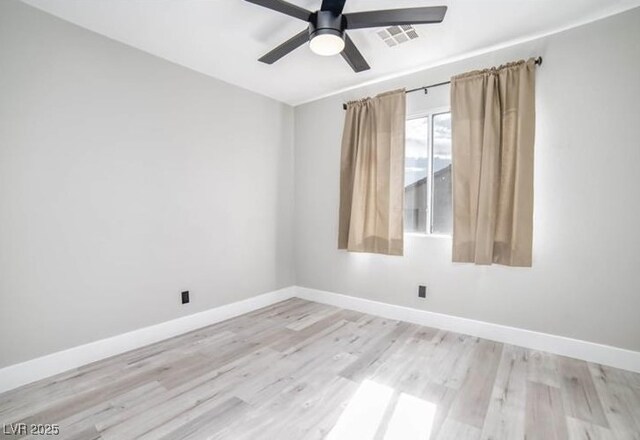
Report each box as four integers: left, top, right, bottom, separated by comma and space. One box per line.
404, 111, 452, 235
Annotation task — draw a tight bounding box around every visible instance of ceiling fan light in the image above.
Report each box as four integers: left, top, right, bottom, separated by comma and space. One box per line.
309, 33, 345, 56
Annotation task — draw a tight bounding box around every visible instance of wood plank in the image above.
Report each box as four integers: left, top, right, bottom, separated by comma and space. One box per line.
527, 349, 561, 388
448, 339, 503, 429
588, 363, 640, 439
152, 397, 248, 440
427, 332, 479, 389
436, 418, 482, 440
557, 356, 609, 427
525, 381, 569, 440
480, 345, 528, 440
339, 321, 412, 382
566, 416, 616, 440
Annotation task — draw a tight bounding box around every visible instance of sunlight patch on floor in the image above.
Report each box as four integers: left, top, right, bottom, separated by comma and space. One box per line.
327, 379, 437, 440
384, 392, 437, 439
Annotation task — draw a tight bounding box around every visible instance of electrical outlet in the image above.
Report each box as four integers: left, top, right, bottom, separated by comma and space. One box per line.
418, 285, 427, 299
181, 291, 190, 304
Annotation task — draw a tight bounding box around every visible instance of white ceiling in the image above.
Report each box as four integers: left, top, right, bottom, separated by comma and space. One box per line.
22, 0, 640, 105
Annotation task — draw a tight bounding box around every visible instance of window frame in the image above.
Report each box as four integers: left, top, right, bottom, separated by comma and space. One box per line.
405, 106, 452, 238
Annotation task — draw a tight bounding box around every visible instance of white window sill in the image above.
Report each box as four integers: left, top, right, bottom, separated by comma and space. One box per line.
405, 232, 452, 239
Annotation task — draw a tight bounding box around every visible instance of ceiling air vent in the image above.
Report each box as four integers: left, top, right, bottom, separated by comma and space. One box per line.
377, 25, 419, 47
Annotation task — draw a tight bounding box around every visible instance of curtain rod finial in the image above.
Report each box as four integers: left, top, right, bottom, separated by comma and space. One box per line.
535, 56, 542, 66
343, 103, 347, 110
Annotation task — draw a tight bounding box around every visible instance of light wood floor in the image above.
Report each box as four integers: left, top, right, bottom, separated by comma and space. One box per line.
1, 298, 639, 440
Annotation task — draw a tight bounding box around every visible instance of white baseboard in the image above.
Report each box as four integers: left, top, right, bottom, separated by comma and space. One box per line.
0, 286, 296, 394
2, 284, 638, 395
295, 286, 640, 374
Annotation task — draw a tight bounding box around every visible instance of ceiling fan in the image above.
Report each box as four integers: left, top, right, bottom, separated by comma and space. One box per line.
245, 0, 447, 72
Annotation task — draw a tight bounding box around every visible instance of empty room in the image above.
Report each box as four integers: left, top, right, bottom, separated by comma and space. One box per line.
1, 0, 640, 438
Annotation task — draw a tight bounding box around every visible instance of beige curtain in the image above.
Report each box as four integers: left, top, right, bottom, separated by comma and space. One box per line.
338, 89, 406, 256
451, 58, 536, 266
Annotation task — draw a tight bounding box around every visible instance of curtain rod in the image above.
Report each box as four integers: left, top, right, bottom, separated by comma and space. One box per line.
342, 56, 542, 110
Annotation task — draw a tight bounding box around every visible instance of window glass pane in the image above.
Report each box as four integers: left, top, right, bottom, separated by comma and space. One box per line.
404, 117, 428, 233
431, 112, 452, 235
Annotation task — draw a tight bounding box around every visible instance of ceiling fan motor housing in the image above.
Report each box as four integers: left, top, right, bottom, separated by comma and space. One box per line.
309, 10, 346, 40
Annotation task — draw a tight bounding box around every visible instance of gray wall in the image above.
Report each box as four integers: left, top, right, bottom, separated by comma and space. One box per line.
294, 8, 640, 351
0, 0, 294, 367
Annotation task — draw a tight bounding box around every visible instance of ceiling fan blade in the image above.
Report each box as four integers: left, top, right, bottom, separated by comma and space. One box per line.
258, 29, 310, 64
344, 6, 447, 29
244, 0, 312, 21
341, 34, 370, 73
320, 0, 347, 15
